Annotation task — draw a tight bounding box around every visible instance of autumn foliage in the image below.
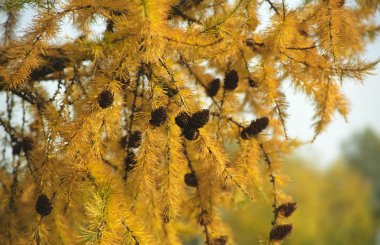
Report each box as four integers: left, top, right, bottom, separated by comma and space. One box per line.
0, 0, 379, 244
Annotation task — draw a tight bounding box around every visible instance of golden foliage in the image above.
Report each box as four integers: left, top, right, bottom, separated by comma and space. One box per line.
0, 0, 378, 244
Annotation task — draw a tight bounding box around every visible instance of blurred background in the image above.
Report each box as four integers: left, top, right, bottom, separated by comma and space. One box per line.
225, 128, 380, 244
223, 1, 380, 243
1, 1, 380, 244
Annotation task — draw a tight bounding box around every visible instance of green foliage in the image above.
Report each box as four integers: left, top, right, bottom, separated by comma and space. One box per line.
342, 128, 380, 221
226, 158, 376, 245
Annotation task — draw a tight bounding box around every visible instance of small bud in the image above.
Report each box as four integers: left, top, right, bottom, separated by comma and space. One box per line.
162, 214, 170, 224
111, 10, 123, 16
245, 38, 254, 47
248, 78, 257, 88
190, 109, 209, 129
206, 78, 220, 97
175, 111, 191, 128
270, 224, 293, 241
98, 90, 114, 109
128, 131, 142, 148
298, 28, 308, 37
184, 173, 198, 187
276, 202, 297, 218
106, 19, 115, 32
336, 0, 345, 7
125, 152, 137, 172
224, 70, 239, 91
199, 210, 210, 226
182, 128, 200, 141
149, 107, 167, 126
35, 194, 52, 216
164, 87, 179, 98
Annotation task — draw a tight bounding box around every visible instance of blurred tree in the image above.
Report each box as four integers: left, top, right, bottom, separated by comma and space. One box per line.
226, 158, 376, 245
342, 128, 380, 221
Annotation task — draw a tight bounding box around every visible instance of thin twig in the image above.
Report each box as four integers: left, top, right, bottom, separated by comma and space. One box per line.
264, 0, 280, 15
183, 144, 212, 245
259, 141, 279, 230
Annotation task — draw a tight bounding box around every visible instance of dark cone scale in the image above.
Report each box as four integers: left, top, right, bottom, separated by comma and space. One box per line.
149, 107, 167, 126
199, 210, 210, 225
14, 137, 34, 154
240, 128, 250, 140
30, 56, 68, 81
164, 87, 179, 98
183, 128, 200, 141
270, 224, 293, 241
35, 194, 52, 216
224, 70, 239, 91
128, 131, 142, 148
276, 202, 297, 218
206, 78, 220, 97
190, 109, 209, 129
23, 137, 34, 153
175, 111, 191, 128
213, 236, 228, 245
125, 152, 137, 172
106, 11, 122, 32
248, 78, 257, 88
120, 136, 128, 148
13, 142, 23, 155
106, 19, 115, 33
98, 90, 114, 109
241, 117, 269, 140
125, 151, 137, 172
184, 173, 198, 187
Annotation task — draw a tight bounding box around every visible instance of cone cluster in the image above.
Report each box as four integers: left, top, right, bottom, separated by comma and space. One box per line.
175, 111, 191, 128
175, 109, 209, 140
269, 202, 296, 241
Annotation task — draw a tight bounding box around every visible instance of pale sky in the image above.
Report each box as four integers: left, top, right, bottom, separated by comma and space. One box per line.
257, 1, 380, 166
2, 3, 380, 167
286, 60, 380, 166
